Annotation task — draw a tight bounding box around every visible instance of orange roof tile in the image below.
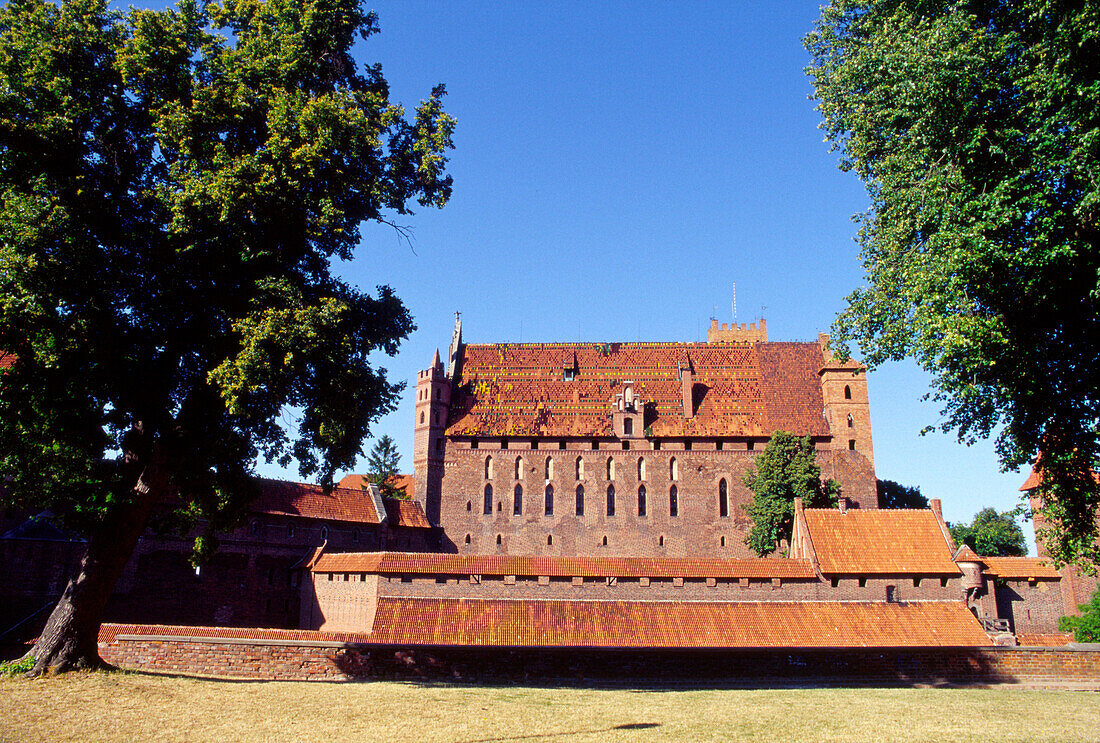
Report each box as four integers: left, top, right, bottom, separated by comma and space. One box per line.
388, 474, 414, 499
953, 545, 981, 562
250, 478, 381, 524
803, 509, 959, 575
980, 557, 1060, 580
98, 623, 376, 645
1019, 461, 1099, 491
447, 341, 833, 438
366, 598, 991, 648
0, 352, 15, 371
1016, 633, 1073, 646
382, 499, 431, 529
312, 552, 817, 579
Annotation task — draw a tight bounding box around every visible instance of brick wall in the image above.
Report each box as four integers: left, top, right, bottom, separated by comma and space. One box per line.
992, 578, 1065, 635
97, 623, 1100, 685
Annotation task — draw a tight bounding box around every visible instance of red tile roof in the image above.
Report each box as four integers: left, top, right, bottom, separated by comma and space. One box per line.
1019, 460, 1099, 491
388, 474, 414, 499
1016, 632, 1073, 646
446, 341, 832, 438
980, 557, 1060, 580
366, 598, 991, 648
250, 478, 381, 524
311, 552, 817, 579
98, 623, 376, 645
383, 499, 431, 529
0, 352, 14, 371
803, 509, 960, 575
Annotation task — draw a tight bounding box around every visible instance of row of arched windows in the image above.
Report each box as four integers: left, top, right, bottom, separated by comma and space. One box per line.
477, 479, 728, 518
483, 455, 677, 482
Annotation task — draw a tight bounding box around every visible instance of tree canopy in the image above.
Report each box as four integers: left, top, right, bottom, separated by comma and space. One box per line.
742, 431, 840, 556
0, 0, 453, 674
1059, 586, 1100, 642
805, 0, 1100, 568
876, 479, 928, 509
948, 507, 1028, 557
365, 434, 402, 498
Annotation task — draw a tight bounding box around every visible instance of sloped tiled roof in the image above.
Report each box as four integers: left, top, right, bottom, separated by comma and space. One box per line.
953, 545, 981, 562
311, 552, 817, 579
383, 499, 431, 529
446, 341, 832, 438
803, 509, 959, 575
366, 598, 991, 648
250, 479, 381, 524
0, 352, 15, 371
388, 474, 414, 499
980, 557, 1060, 580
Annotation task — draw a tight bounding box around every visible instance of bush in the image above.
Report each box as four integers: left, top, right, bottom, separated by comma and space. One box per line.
1058, 586, 1100, 642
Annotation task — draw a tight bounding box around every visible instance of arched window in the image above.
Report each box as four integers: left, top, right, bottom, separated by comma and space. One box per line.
670, 457, 679, 481
638, 485, 647, 517
607, 484, 616, 516
483, 484, 493, 515
496, 534, 502, 545
320, 525, 329, 541
545, 484, 554, 516
576, 485, 585, 516
719, 478, 729, 517
659, 535, 664, 547
844, 385, 852, 399
465, 534, 471, 545
515, 456, 524, 479
602, 536, 608, 546
623, 418, 633, 436
545, 456, 554, 479
669, 485, 679, 517
485, 455, 493, 479
638, 457, 646, 480
547, 535, 553, 546
847, 413, 854, 428
466, 501, 471, 512
575, 456, 584, 479
420, 411, 425, 424
606, 457, 615, 480
352, 528, 360, 543
513, 484, 523, 515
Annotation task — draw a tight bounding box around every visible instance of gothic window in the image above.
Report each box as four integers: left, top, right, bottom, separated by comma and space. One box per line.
545, 484, 554, 516
669, 485, 679, 517
515, 456, 524, 479
575, 485, 585, 516
606, 457, 615, 480
847, 413, 854, 428
545, 456, 554, 479
670, 457, 679, 481
606, 484, 616, 516
638, 457, 646, 480
485, 455, 493, 479
719, 478, 729, 518
844, 385, 852, 399
513, 484, 523, 515
483, 484, 493, 515
623, 418, 633, 436
849, 439, 856, 450
496, 534, 502, 545
465, 534, 471, 545
466, 501, 471, 512
575, 456, 584, 479
320, 525, 328, 541
420, 411, 425, 424
638, 485, 647, 517
547, 535, 553, 546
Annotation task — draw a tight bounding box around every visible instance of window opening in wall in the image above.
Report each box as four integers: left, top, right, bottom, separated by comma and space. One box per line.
747, 440, 755, 451
940, 577, 948, 587
420, 411, 425, 424
684, 440, 692, 451
716, 440, 723, 451
844, 385, 852, 399
606, 457, 615, 480
913, 577, 921, 587
514, 484, 523, 515
559, 440, 566, 450
576, 485, 585, 516
638, 485, 647, 517
466, 500, 472, 512
545, 484, 554, 516
886, 585, 897, 602
483, 484, 493, 515
638, 457, 646, 480
485, 455, 493, 479
591, 440, 599, 450
471, 439, 479, 449
831, 577, 839, 588
501, 438, 509, 450
622, 440, 630, 450
659, 535, 664, 547
602, 536, 608, 546
669, 485, 679, 517
353, 529, 360, 543
719, 479, 729, 517
849, 439, 856, 450
670, 457, 678, 481
575, 456, 584, 479
606, 484, 616, 516
847, 413, 854, 428
435, 388, 440, 400
720, 536, 726, 547
859, 577, 867, 587
465, 534, 471, 545
564, 367, 575, 382
287, 524, 295, 538
249, 520, 259, 535
515, 456, 524, 479
320, 526, 328, 541
496, 534, 502, 545
545, 456, 554, 479
531, 440, 539, 450
547, 535, 553, 546
623, 418, 633, 436
653, 440, 661, 451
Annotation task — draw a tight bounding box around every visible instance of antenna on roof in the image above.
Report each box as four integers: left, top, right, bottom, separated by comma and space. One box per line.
732, 282, 738, 323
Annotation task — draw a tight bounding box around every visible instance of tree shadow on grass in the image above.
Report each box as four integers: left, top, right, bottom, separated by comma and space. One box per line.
455, 722, 660, 743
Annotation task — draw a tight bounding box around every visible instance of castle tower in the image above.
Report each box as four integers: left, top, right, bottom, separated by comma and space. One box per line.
818, 333, 876, 506
414, 348, 450, 525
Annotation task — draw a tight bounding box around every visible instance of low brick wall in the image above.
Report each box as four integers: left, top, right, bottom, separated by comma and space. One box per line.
98, 624, 1100, 685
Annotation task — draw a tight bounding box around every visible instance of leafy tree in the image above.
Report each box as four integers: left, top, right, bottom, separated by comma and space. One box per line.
0, 0, 454, 675
876, 479, 928, 509
948, 508, 1028, 557
1058, 586, 1100, 643
805, 1, 1100, 568
365, 434, 402, 498
743, 431, 840, 556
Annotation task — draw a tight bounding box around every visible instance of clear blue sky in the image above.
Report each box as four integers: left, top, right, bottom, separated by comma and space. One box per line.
135, 2, 1035, 543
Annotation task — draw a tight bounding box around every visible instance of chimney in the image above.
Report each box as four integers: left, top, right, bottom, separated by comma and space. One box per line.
681, 366, 693, 419
930, 498, 942, 520
838, 497, 849, 514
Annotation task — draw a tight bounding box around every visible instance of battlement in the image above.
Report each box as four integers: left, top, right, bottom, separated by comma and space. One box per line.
707, 318, 767, 343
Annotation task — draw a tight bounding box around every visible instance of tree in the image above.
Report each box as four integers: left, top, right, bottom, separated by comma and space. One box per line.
805, 1, 1100, 569
743, 431, 840, 556
948, 508, 1028, 557
0, 0, 454, 675
1058, 586, 1100, 642
876, 479, 928, 509
365, 434, 402, 498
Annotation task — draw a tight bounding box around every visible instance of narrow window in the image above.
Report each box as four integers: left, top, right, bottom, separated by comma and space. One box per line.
545, 484, 554, 516
575, 456, 584, 479
485, 455, 493, 479
719, 478, 729, 518
684, 440, 692, 451
670, 485, 678, 517
471, 439, 479, 449
849, 439, 856, 450
531, 440, 539, 450
653, 440, 661, 451
496, 534, 502, 545
720, 536, 726, 547
606, 457, 615, 480
602, 536, 608, 546
638, 457, 646, 480
501, 438, 509, 449
607, 484, 616, 516
638, 485, 647, 517
483, 484, 493, 515
545, 456, 553, 479
465, 534, 471, 545
558, 440, 566, 450
576, 485, 585, 516
420, 411, 425, 424
353, 528, 360, 543
747, 440, 755, 451
513, 484, 523, 515
623, 418, 633, 436
515, 456, 524, 479
466, 501, 472, 512
621, 440, 630, 451
591, 440, 599, 450
716, 440, 723, 451
547, 535, 553, 546
659, 535, 664, 547
858, 577, 867, 587
249, 520, 259, 535
288, 524, 295, 538
847, 413, 854, 428
435, 437, 444, 451
670, 457, 678, 481
844, 385, 852, 399
320, 525, 328, 541
435, 388, 440, 400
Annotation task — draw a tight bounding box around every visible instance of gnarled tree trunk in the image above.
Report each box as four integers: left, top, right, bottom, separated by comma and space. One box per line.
26, 445, 170, 676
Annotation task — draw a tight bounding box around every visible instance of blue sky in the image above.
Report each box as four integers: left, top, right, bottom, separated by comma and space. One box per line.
132, 2, 1034, 542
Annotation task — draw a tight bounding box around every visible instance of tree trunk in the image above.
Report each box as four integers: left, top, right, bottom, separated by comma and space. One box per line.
26, 447, 170, 676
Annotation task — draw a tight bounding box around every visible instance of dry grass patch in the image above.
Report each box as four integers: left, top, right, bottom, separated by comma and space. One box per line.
1, 671, 1098, 742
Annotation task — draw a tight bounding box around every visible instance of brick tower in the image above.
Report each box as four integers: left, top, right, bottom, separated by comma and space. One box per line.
413, 348, 450, 525
817, 333, 876, 505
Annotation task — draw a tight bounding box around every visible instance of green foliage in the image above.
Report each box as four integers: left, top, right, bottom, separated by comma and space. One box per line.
876, 479, 928, 509
742, 431, 840, 556
0, 0, 453, 529
948, 507, 1027, 557
0, 655, 36, 677
365, 434, 402, 498
806, 0, 1100, 568
1058, 586, 1100, 643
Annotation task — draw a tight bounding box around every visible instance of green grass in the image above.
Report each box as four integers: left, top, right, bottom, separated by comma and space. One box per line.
1, 671, 1098, 742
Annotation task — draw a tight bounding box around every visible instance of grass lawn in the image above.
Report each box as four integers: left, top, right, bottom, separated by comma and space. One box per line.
2, 671, 1099, 742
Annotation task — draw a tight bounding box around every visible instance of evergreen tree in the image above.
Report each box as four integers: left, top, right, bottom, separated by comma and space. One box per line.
366, 435, 403, 499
